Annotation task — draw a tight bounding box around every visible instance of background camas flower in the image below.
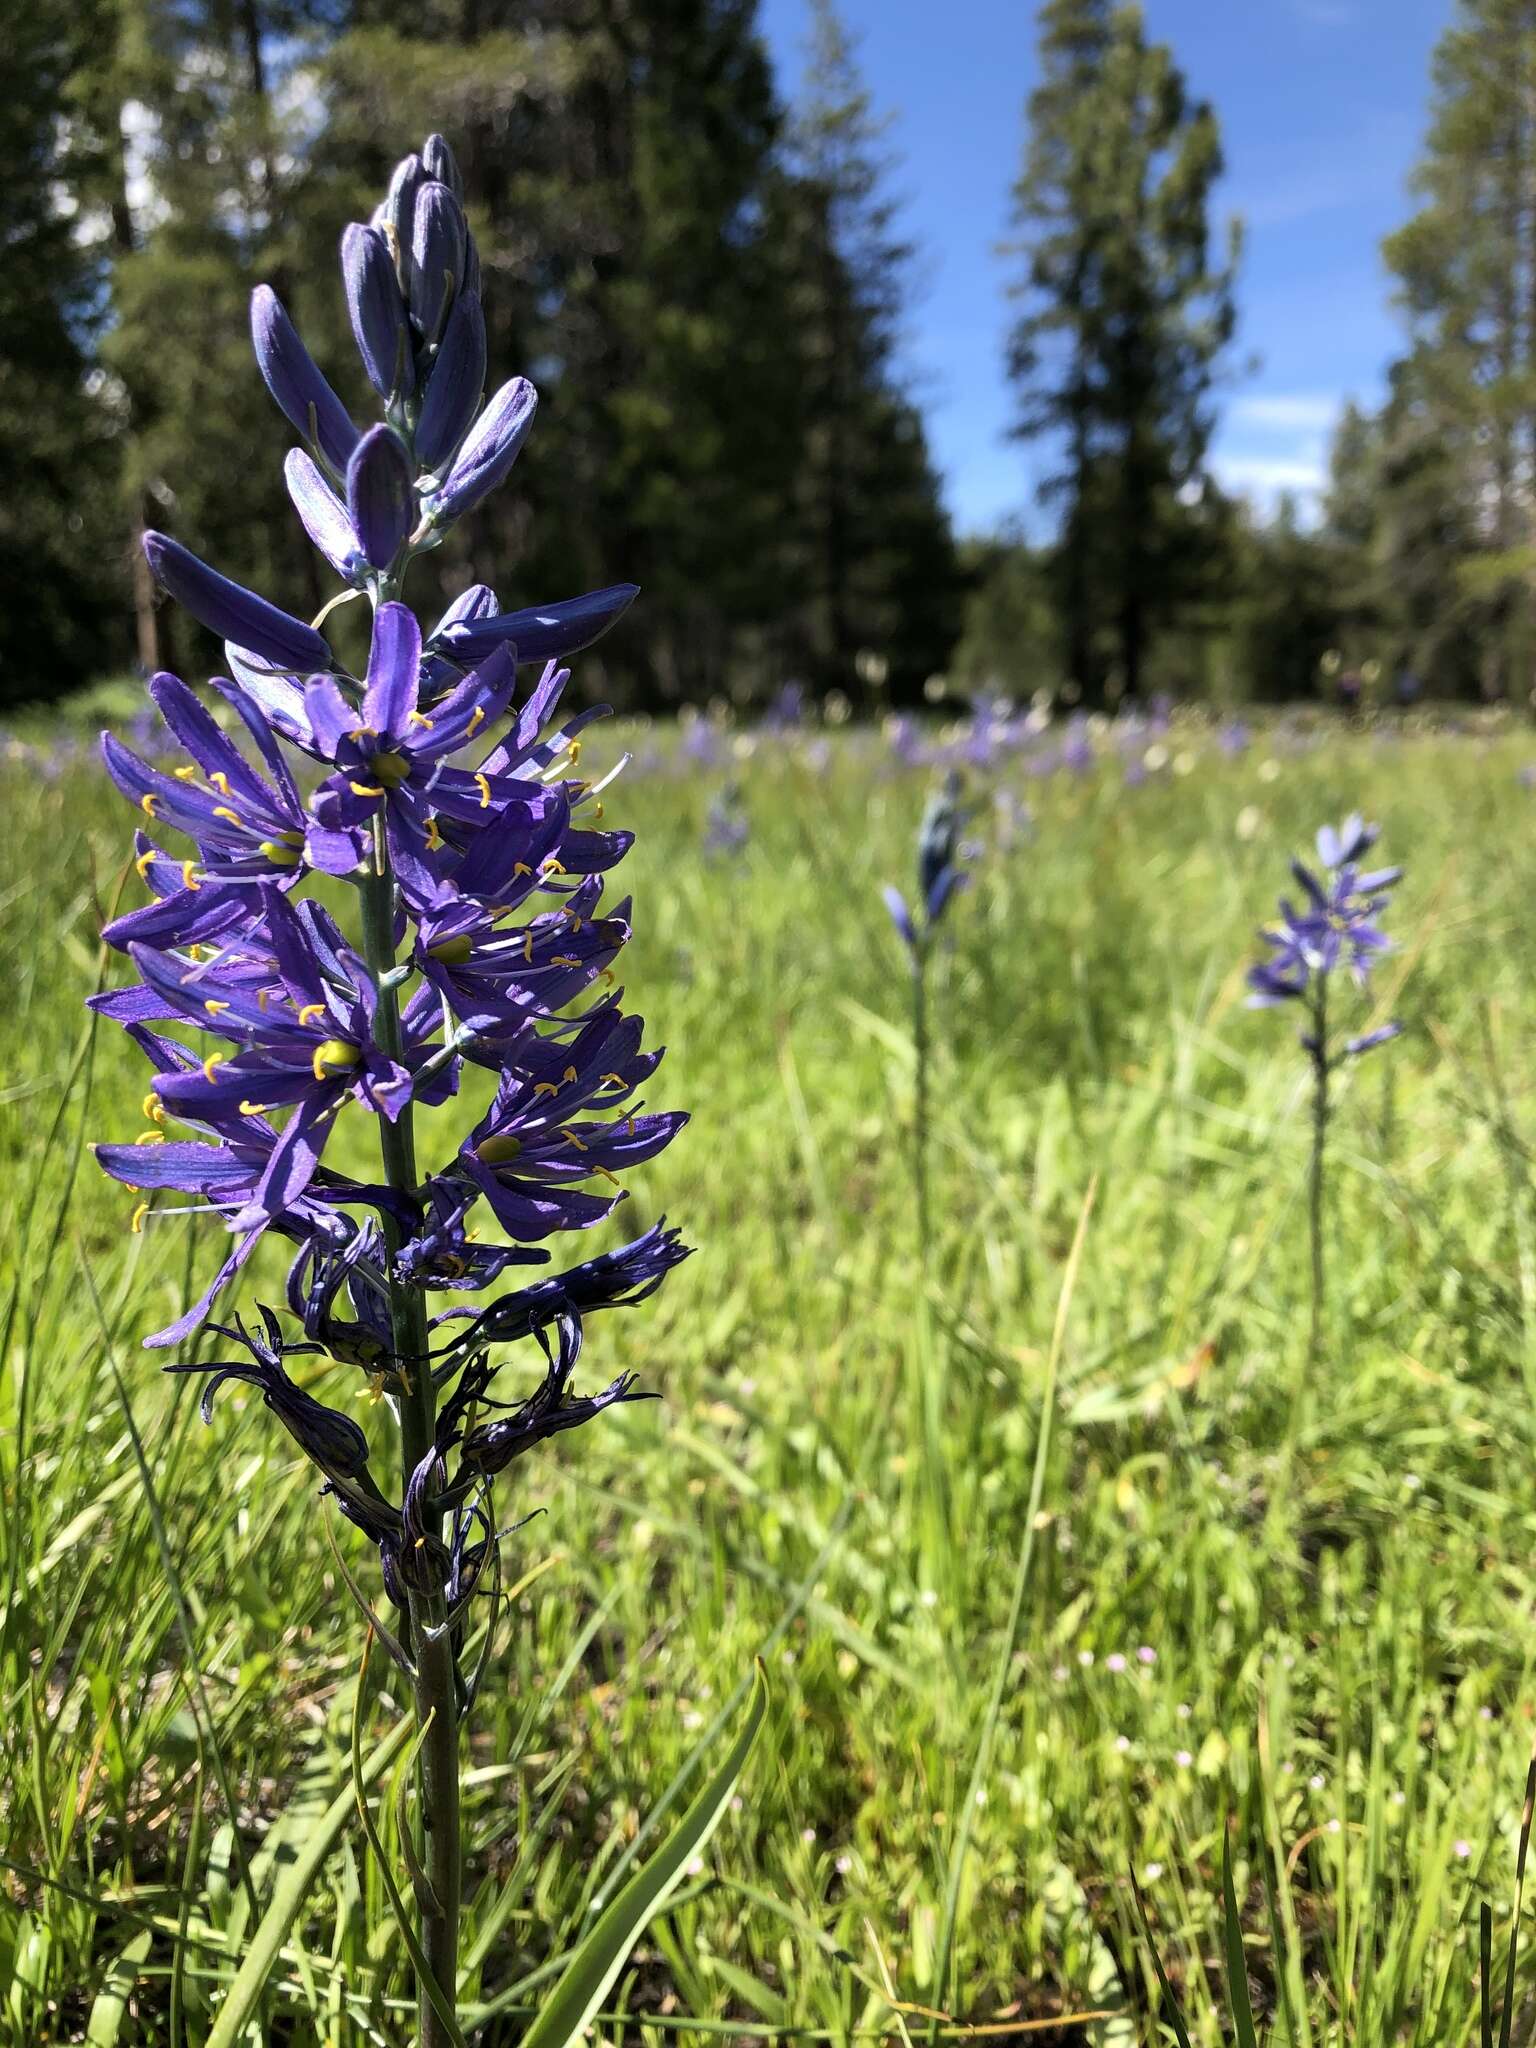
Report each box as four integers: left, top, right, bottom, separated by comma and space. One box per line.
1246, 813, 1404, 1367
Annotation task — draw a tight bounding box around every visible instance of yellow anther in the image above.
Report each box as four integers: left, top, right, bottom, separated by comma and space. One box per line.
601, 1073, 627, 1090
140, 793, 160, 819
601, 969, 616, 988
562, 1066, 578, 1084
187, 944, 206, 961
202, 1052, 226, 1081
181, 860, 201, 891
238, 1099, 272, 1116
566, 1132, 589, 1152
541, 857, 566, 876
467, 705, 486, 736
533, 1081, 560, 1099
522, 934, 534, 964
259, 840, 302, 868
512, 862, 532, 877
562, 908, 583, 929
174, 764, 198, 781
257, 988, 270, 1011
142, 1091, 164, 1122
367, 1372, 388, 1404
129, 1201, 150, 1234
473, 1134, 523, 1164
424, 813, 443, 850
135, 850, 156, 882
427, 935, 473, 964
627, 1114, 637, 1135
473, 773, 491, 809
209, 771, 233, 797
593, 1165, 623, 1188
552, 955, 582, 969
297, 1002, 326, 1025
312, 1037, 361, 1080
204, 998, 230, 1017
211, 805, 244, 827
567, 740, 582, 766
349, 781, 385, 799
408, 710, 435, 729
135, 1129, 167, 1146
593, 802, 604, 820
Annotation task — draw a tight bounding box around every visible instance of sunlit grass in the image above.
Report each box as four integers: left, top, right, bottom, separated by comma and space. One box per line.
4, 707, 1536, 2043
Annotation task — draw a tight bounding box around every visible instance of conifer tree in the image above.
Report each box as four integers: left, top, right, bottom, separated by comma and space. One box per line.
1381, 0, 1536, 699
781, 0, 960, 700
1004, 0, 1238, 703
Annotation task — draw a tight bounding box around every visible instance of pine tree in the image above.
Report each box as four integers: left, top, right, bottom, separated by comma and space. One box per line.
0, 0, 122, 704
780, 0, 960, 702
1381, 0, 1536, 699
1004, 0, 1239, 703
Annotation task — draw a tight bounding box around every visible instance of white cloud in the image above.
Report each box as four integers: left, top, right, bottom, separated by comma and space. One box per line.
1230, 393, 1343, 435
1212, 453, 1327, 508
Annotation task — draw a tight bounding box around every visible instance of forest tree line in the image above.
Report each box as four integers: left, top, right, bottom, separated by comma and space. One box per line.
5, 0, 1534, 712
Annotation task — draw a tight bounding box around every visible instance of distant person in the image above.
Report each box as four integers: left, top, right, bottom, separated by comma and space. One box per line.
1393, 664, 1420, 707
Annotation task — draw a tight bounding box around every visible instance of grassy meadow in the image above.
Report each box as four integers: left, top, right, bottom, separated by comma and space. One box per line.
7, 699, 1536, 2044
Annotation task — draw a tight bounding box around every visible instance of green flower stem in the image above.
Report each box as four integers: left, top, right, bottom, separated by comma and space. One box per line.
1307, 977, 1329, 1372
358, 789, 462, 2046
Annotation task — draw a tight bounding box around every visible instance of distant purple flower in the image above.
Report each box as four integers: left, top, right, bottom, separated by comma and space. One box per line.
1247, 813, 1402, 1026
703, 784, 749, 858
884, 771, 969, 959
1246, 814, 1402, 1359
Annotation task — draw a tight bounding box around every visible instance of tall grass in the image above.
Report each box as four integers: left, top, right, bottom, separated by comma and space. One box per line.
3, 710, 1536, 2042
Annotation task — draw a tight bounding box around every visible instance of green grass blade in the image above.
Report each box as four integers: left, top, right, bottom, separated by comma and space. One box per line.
85, 1929, 153, 2047
1222, 1834, 1261, 2048
203, 1707, 414, 2048
512, 1659, 770, 2048
1128, 1865, 1194, 2048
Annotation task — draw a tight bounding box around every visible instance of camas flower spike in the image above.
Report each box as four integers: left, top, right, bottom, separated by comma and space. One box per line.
89, 132, 692, 2048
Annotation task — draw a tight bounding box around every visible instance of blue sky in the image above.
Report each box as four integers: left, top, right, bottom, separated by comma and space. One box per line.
758, 0, 1452, 535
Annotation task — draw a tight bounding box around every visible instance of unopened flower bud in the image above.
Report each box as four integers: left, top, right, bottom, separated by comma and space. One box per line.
250, 286, 359, 474
346, 425, 416, 570
284, 450, 363, 580
341, 223, 413, 400
415, 291, 486, 471
430, 377, 538, 525
422, 133, 464, 200
409, 181, 465, 342
143, 532, 331, 673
